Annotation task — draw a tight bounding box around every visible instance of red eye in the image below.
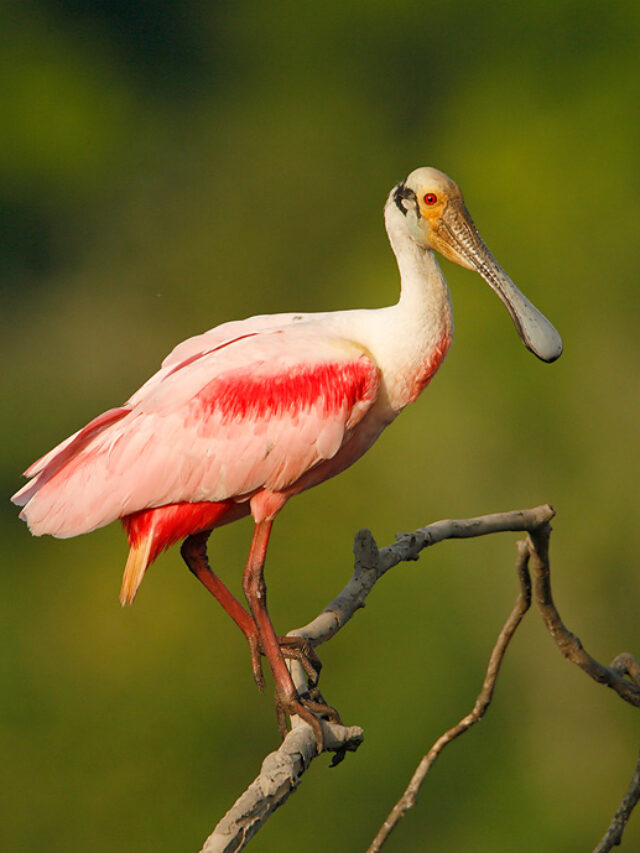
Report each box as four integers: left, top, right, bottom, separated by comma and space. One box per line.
424, 193, 438, 205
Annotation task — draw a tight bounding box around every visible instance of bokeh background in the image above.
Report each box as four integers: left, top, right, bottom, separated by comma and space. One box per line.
2, 2, 639, 851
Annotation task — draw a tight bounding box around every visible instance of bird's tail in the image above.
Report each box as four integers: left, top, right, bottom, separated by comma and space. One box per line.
120, 534, 154, 606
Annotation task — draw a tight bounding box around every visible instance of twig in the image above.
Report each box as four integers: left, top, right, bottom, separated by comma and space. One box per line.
593, 751, 640, 853
287, 504, 554, 653
610, 654, 640, 686
527, 526, 640, 707
365, 541, 532, 853
285, 505, 553, 695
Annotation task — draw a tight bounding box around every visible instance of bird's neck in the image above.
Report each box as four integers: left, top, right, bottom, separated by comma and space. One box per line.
377, 204, 454, 410
384, 204, 453, 341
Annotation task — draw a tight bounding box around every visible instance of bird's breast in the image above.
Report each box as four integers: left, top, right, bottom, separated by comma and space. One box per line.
407, 331, 453, 402
383, 330, 453, 412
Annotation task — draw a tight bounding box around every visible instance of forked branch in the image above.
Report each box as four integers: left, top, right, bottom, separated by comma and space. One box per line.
368, 516, 640, 852
196, 505, 640, 853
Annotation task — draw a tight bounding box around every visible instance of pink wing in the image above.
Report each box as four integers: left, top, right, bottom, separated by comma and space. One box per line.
16, 312, 315, 489
13, 323, 380, 539
20, 312, 309, 483
127, 311, 315, 405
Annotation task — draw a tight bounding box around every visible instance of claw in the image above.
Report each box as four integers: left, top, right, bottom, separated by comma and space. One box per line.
300, 690, 342, 725
330, 746, 347, 767
277, 636, 322, 687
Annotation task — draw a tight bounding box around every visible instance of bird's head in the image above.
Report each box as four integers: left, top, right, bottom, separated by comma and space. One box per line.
392, 166, 563, 363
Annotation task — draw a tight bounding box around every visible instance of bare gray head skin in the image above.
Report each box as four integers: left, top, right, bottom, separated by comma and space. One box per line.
393, 166, 563, 363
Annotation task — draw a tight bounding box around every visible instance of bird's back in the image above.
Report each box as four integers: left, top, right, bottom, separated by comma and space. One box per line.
12, 312, 381, 539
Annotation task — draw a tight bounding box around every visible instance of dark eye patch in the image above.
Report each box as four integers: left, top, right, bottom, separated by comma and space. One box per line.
393, 182, 419, 217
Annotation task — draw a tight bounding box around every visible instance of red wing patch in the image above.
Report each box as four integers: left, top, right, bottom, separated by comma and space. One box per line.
192, 359, 379, 423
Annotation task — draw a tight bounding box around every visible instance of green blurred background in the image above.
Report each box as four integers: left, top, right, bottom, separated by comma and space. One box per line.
2, 2, 639, 851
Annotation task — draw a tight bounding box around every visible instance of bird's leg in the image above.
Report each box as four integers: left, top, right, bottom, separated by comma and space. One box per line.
181, 532, 326, 695
181, 531, 264, 690
242, 520, 328, 752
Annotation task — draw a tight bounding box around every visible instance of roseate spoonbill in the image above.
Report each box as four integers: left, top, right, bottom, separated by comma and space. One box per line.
12, 167, 562, 748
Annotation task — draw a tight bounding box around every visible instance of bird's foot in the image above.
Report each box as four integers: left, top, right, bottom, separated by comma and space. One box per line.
250, 636, 320, 692
274, 686, 342, 754
277, 635, 322, 687
250, 637, 321, 691
300, 687, 342, 726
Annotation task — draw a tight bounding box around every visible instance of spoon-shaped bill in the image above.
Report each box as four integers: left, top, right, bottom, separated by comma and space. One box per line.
434, 201, 563, 363
480, 262, 563, 363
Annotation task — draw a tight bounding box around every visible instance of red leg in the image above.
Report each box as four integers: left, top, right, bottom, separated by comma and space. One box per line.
242, 520, 325, 751
181, 530, 264, 690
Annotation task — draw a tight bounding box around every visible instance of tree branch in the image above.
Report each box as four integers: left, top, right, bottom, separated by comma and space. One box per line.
195, 504, 640, 852
593, 751, 640, 853
286, 504, 555, 654
366, 516, 640, 852
199, 721, 364, 853
527, 525, 640, 706
198, 506, 555, 852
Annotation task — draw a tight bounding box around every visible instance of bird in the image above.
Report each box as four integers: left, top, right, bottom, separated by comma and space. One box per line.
12, 166, 563, 749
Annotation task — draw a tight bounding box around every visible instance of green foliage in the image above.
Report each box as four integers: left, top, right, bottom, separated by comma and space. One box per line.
2, 2, 639, 850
